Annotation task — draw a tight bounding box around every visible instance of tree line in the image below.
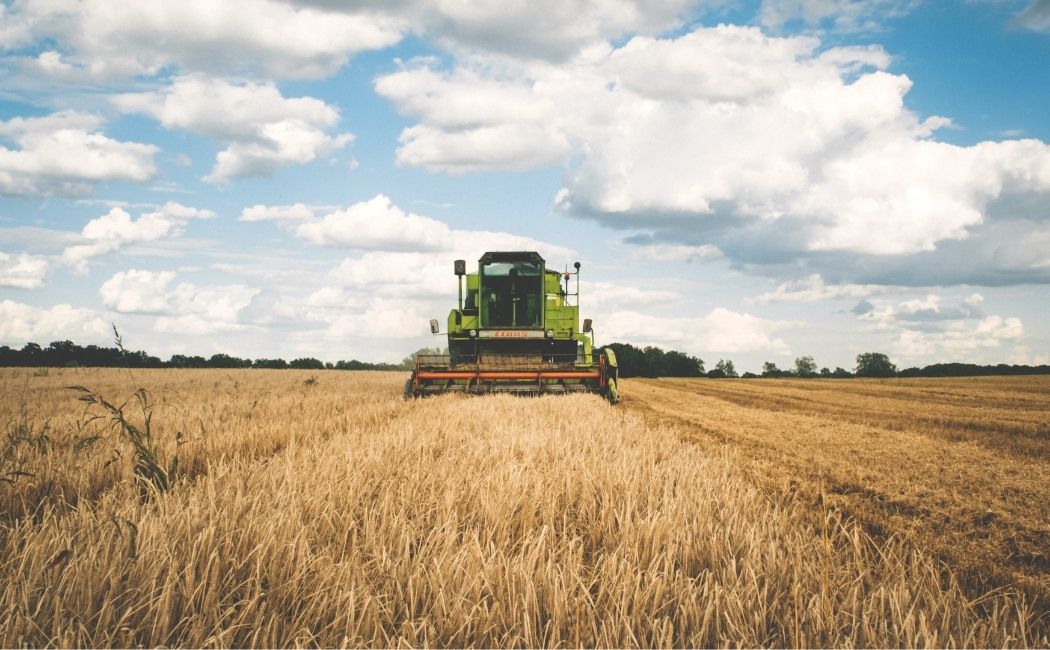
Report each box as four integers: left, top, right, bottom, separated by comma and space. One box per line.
606, 343, 1050, 379
0, 340, 405, 371
2, 338, 1047, 379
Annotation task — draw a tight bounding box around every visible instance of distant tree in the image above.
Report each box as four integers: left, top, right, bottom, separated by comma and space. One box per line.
855, 352, 897, 378
664, 349, 705, 376
794, 355, 818, 378
289, 357, 325, 370
714, 359, 738, 378
706, 368, 726, 378
741, 371, 759, 378
761, 361, 783, 378
253, 358, 288, 369
170, 354, 208, 368
832, 366, 852, 378
207, 353, 252, 369
600, 343, 705, 378
819, 367, 831, 377
47, 340, 78, 365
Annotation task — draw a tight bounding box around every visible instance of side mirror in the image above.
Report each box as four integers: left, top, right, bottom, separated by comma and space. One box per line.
454, 259, 466, 276
429, 319, 440, 334
583, 318, 592, 333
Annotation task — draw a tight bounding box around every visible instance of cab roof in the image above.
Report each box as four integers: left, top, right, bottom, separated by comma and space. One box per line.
478, 251, 544, 265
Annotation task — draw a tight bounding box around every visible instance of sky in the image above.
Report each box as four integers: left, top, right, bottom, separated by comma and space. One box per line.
0, 0, 1048, 373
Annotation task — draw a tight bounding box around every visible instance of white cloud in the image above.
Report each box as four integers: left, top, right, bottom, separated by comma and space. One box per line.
0, 252, 49, 289
168, 281, 260, 323
1, 0, 404, 80
115, 75, 352, 181
410, 0, 703, 60
375, 66, 574, 173
62, 202, 216, 273
153, 314, 251, 336
757, 0, 917, 33
0, 110, 157, 197
376, 24, 1050, 266
319, 297, 434, 340
3, 0, 714, 79
329, 252, 450, 297
239, 203, 318, 223
99, 268, 260, 334
297, 195, 451, 251
631, 243, 723, 264
602, 307, 792, 355
0, 299, 110, 344
892, 316, 1024, 359
1008, 345, 1050, 366
99, 269, 176, 313
855, 292, 1023, 361
585, 281, 681, 312
247, 194, 578, 262
755, 274, 883, 302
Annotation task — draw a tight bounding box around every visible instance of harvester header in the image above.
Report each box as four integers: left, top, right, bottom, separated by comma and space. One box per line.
404, 251, 619, 402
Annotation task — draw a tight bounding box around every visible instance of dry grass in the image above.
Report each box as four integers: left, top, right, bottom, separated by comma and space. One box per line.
0, 368, 1046, 647
625, 377, 1050, 611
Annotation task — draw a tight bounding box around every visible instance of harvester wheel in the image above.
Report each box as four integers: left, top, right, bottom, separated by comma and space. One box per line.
402, 378, 415, 400
606, 377, 619, 404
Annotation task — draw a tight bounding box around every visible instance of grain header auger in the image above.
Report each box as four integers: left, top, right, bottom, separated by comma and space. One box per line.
404, 251, 619, 403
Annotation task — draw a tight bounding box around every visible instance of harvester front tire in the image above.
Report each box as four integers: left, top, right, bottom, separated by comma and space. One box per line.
402, 378, 415, 400
606, 378, 619, 404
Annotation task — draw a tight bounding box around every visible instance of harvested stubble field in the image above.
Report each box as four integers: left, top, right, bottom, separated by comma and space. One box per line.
0, 368, 1047, 647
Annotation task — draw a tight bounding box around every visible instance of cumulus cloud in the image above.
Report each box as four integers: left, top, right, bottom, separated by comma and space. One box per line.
297, 195, 451, 250
99, 269, 176, 313
62, 202, 216, 273
0, 0, 403, 79
114, 76, 352, 181
419, 0, 703, 60
0, 110, 157, 197
239, 203, 318, 223
317, 297, 436, 340
891, 293, 984, 321
0, 252, 49, 289
99, 268, 260, 333
892, 316, 1024, 359
376, 24, 1050, 284
2, 0, 718, 79
585, 281, 681, 312
855, 292, 1023, 361
601, 307, 793, 355
755, 274, 884, 302
628, 243, 723, 264
0, 299, 110, 344
247, 194, 577, 262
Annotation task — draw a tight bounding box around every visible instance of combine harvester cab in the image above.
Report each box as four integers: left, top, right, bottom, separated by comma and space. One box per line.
405, 251, 619, 403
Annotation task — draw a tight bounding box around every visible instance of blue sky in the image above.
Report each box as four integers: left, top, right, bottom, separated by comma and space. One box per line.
0, 0, 1048, 372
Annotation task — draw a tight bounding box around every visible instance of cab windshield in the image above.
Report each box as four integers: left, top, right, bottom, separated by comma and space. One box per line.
480, 260, 542, 327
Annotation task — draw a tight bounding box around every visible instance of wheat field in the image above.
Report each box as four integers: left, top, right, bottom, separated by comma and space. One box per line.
0, 368, 1047, 647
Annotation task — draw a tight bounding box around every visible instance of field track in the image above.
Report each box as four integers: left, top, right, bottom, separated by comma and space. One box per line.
624, 376, 1050, 603
1, 368, 1047, 646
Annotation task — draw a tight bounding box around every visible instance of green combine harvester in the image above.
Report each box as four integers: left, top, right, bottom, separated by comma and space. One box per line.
404, 251, 619, 402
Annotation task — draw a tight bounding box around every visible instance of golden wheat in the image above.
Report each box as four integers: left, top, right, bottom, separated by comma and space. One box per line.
0, 368, 1045, 647
627, 376, 1050, 607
